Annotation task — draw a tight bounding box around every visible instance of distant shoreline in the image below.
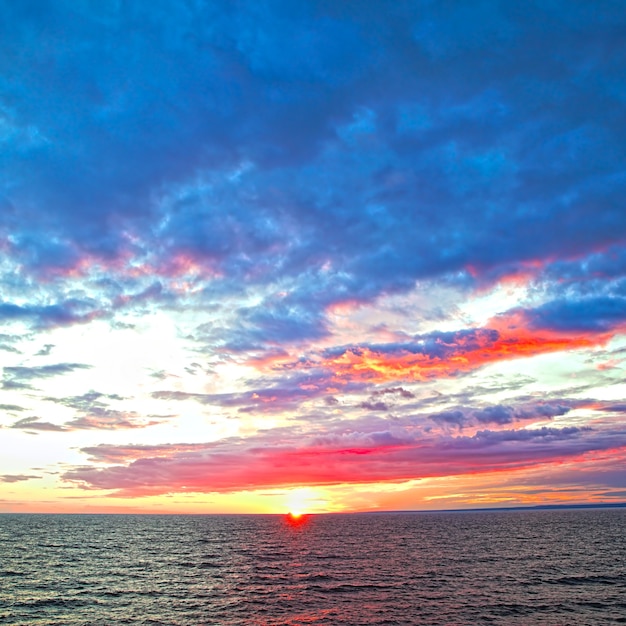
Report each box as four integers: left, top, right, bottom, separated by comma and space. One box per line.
359, 502, 626, 514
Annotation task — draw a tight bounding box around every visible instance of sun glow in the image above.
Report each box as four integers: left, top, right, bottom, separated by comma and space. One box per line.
285, 511, 309, 527
283, 487, 319, 516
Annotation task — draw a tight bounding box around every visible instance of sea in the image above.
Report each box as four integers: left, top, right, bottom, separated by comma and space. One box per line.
1, 509, 625, 625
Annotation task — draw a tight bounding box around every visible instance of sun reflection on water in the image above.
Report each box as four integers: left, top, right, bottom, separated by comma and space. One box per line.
285, 511, 310, 527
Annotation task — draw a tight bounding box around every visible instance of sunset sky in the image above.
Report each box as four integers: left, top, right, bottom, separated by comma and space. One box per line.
1, 0, 625, 514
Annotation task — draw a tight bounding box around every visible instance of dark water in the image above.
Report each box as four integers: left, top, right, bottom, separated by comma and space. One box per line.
1, 510, 625, 625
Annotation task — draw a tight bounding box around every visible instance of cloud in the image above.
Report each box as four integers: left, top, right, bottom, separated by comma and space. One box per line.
36, 344, 55, 356
151, 391, 215, 404
356, 388, 416, 413
358, 401, 390, 412
430, 401, 573, 429
152, 371, 359, 414
0, 0, 624, 326
10, 417, 68, 432
372, 387, 415, 399
604, 403, 626, 413
0, 474, 40, 483
0, 282, 168, 331
64, 410, 161, 431
0, 301, 101, 328
46, 391, 126, 411
288, 323, 603, 386
0, 404, 25, 412
2, 363, 91, 391
150, 310, 620, 422
3, 363, 91, 381
525, 296, 626, 333
79, 443, 211, 464
62, 422, 626, 497
10, 390, 167, 431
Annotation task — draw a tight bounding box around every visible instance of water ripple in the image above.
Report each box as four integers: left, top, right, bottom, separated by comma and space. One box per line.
1, 509, 625, 625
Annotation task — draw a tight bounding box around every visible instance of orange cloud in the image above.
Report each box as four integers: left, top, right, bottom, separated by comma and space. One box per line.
321, 321, 602, 385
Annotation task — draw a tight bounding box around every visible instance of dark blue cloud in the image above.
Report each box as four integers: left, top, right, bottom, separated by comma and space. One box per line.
0, 281, 167, 330
430, 401, 573, 429
1, 0, 624, 296
527, 296, 626, 333
237, 299, 329, 344
0, 301, 96, 328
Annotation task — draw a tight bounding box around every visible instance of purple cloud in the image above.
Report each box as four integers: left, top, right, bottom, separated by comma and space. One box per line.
10, 417, 68, 432
62, 424, 626, 497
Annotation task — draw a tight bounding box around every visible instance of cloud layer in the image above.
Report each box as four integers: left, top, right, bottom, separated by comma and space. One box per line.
64, 418, 626, 497
1, 1, 625, 511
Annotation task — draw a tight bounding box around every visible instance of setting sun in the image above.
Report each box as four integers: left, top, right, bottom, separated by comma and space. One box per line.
285, 511, 309, 527
283, 487, 319, 517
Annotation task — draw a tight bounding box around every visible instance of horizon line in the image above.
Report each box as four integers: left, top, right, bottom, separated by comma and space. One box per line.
2, 502, 626, 515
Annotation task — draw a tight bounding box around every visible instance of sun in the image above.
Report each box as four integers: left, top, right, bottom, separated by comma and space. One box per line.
285, 510, 308, 527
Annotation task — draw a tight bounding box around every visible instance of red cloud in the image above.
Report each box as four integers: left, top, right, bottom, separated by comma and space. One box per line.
63, 424, 626, 497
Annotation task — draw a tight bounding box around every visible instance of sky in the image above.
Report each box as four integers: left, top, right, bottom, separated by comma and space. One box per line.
1, 0, 625, 514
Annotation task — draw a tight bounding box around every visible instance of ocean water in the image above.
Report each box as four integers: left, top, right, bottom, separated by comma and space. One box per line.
1, 509, 625, 625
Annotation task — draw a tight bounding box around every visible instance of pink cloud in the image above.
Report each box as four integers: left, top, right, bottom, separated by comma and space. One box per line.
63, 423, 626, 497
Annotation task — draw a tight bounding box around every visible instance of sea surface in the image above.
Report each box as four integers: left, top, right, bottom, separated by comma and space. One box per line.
1, 509, 625, 625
